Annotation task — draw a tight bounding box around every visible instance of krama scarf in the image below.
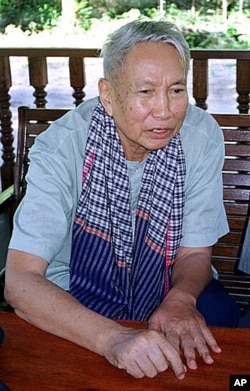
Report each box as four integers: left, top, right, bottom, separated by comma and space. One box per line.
70, 103, 185, 320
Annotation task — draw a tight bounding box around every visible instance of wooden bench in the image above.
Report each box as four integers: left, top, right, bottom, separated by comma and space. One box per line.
2, 107, 250, 313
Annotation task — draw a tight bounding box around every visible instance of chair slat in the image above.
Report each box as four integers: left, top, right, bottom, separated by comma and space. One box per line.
223, 160, 250, 172
223, 188, 250, 201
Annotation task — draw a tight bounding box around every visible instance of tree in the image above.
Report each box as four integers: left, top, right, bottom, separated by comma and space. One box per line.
159, 0, 165, 16
239, 0, 244, 14
191, 0, 196, 15
222, 0, 228, 21
60, 0, 75, 29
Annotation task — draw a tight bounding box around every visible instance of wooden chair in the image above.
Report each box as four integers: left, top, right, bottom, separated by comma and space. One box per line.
14, 106, 69, 208
1, 107, 68, 263
211, 114, 250, 312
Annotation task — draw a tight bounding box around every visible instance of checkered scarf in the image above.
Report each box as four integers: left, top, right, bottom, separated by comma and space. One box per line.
70, 103, 185, 320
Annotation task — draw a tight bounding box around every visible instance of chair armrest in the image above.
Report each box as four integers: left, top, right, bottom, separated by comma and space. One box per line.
0, 267, 5, 280
0, 185, 14, 206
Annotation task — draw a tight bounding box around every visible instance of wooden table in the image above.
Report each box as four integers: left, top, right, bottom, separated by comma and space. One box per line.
0, 312, 250, 391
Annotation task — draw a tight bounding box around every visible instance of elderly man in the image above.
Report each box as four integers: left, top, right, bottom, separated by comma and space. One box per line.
5, 20, 239, 379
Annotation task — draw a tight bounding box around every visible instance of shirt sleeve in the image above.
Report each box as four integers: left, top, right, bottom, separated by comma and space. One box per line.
10, 126, 78, 258
180, 106, 229, 247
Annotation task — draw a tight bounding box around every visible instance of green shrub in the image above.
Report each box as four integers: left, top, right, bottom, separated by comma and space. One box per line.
182, 26, 249, 49
75, 1, 94, 30
0, 0, 249, 48
0, 0, 60, 32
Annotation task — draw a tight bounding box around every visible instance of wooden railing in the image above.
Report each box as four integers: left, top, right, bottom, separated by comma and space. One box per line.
0, 48, 250, 190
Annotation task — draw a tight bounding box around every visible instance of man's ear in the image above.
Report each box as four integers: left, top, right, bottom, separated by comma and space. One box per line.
98, 78, 113, 117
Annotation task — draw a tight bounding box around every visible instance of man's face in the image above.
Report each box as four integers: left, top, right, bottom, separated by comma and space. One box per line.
99, 41, 189, 162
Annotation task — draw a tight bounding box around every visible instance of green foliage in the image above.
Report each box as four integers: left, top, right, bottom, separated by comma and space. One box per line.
82, 0, 157, 18
0, 0, 60, 32
0, 0, 249, 48
143, 7, 158, 18
75, 1, 94, 30
182, 25, 249, 49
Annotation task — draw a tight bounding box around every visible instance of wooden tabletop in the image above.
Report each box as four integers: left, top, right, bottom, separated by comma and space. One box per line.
0, 312, 250, 391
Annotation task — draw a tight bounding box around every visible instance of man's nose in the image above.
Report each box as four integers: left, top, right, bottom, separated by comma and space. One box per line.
152, 94, 171, 119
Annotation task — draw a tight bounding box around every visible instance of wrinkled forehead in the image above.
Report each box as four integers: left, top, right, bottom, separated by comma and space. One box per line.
123, 41, 184, 69
119, 42, 186, 80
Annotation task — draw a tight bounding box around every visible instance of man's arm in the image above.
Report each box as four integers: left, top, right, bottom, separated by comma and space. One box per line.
148, 246, 222, 369
5, 249, 186, 379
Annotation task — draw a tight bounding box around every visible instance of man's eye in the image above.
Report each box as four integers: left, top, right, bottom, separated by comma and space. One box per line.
140, 89, 150, 94
171, 88, 185, 94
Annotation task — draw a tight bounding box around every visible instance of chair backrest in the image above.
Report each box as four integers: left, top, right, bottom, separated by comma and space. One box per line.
211, 113, 250, 310
15, 106, 69, 207
211, 114, 250, 270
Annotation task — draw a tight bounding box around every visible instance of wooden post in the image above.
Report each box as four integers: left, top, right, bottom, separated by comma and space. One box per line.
192, 58, 208, 110
0, 56, 15, 190
236, 59, 250, 114
69, 57, 85, 106
28, 57, 48, 108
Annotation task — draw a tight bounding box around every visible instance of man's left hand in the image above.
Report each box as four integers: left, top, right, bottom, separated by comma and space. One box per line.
148, 291, 222, 370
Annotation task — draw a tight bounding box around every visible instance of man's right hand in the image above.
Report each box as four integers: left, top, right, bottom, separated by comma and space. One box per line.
103, 327, 186, 379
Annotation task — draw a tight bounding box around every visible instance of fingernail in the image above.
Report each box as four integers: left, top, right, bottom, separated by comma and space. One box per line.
190, 359, 197, 369
178, 372, 185, 380
206, 354, 214, 364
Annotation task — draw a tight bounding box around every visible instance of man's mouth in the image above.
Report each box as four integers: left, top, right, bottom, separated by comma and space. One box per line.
152, 128, 166, 133
150, 127, 172, 135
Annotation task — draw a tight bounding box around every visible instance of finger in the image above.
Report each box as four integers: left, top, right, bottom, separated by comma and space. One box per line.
143, 333, 185, 379
127, 362, 152, 379
123, 354, 165, 379
118, 361, 146, 379
182, 325, 221, 368
193, 327, 221, 365
180, 331, 198, 370
160, 340, 186, 379
201, 327, 222, 354
193, 334, 214, 365
165, 330, 180, 353
136, 357, 161, 378
146, 345, 169, 374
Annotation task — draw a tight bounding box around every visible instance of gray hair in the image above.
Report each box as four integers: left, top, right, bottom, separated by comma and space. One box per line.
100, 20, 190, 84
